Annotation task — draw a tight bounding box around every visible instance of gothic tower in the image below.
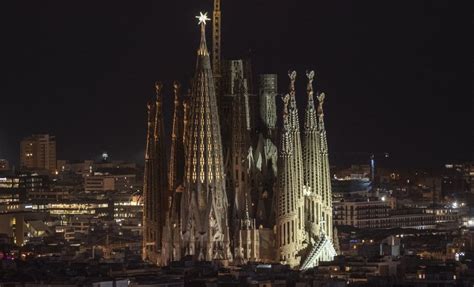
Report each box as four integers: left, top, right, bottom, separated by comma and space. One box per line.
143, 82, 168, 265
299, 88, 337, 271
227, 60, 251, 222
180, 13, 232, 263
317, 92, 333, 240
302, 71, 323, 240
276, 71, 305, 267
227, 60, 258, 261
162, 81, 185, 264
168, 81, 185, 198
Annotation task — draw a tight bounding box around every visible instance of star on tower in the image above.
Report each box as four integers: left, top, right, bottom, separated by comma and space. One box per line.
196, 12, 210, 25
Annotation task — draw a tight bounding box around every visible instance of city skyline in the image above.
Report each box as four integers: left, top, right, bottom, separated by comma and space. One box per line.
1, 1, 470, 167
0, 1, 473, 285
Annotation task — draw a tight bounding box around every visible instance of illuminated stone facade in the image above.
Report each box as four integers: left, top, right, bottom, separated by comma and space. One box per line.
276, 71, 336, 269
179, 18, 231, 263
142, 3, 338, 269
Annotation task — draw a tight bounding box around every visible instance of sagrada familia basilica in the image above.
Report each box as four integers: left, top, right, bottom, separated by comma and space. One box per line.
142, 1, 337, 269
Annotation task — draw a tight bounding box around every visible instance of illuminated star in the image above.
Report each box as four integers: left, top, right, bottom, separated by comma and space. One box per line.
196, 12, 210, 25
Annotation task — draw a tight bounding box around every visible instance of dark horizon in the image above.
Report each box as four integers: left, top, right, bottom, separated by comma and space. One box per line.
1, 1, 471, 168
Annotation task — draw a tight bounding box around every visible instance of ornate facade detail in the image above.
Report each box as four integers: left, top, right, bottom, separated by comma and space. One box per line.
235, 194, 260, 263
259, 74, 278, 133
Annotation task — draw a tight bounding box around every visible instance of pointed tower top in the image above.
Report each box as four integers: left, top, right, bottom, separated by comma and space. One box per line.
196, 12, 210, 56
288, 70, 296, 97
288, 71, 297, 107
155, 81, 163, 103
287, 70, 300, 130
173, 81, 181, 103
280, 93, 292, 155
306, 70, 315, 103
317, 92, 326, 118
196, 12, 210, 25
304, 70, 318, 131
155, 81, 163, 95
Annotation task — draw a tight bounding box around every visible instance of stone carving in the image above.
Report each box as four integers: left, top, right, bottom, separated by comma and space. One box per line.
317, 92, 326, 116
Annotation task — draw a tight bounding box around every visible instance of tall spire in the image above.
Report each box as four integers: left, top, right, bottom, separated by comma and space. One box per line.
142, 81, 168, 266
164, 82, 185, 264
288, 71, 300, 130
303, 70, 323, 241
153, 82, 168, 228
229, 62, 251, 221
168, 81, 185, 196
196, 12, 210, 56
276, 71, 305, 268
317, 92, 333, 239
142, 100, 155, 262
181, 13, 231, 262
304, 71, 318, 131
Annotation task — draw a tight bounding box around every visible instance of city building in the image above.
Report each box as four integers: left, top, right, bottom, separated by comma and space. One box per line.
57, 159, 94, 175
20, 134, 57, 173
334, 197, 459, 229
0, 176, 26, 204
0, 172, 58, 201
84, 173, 136, 193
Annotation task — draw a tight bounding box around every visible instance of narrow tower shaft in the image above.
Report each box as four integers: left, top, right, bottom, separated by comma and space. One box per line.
164, 81, 186, 263
229, 61, 253, 249
143, 83, 168, 265
317, 92, 333, 239
168, 81, 185, 195
303, 71, 323, 240
142, 101, 155, 262
229, 60, 252, 216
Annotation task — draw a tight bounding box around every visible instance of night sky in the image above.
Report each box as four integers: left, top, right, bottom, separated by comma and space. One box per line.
1, 1, 471, 168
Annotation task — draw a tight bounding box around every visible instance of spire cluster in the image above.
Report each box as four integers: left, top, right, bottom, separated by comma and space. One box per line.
142, 7, 336, 268
276, 70, 335, 268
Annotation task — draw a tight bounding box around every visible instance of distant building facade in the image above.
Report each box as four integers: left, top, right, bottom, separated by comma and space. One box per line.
20, 134, 57, 173
334, 197, 458, 229
84, 173, 136, 193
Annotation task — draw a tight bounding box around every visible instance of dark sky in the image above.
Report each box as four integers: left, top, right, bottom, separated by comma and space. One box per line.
0, 1, 471, 168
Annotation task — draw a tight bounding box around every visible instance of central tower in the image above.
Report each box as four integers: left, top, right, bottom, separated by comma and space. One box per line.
180, 12, 232, 263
